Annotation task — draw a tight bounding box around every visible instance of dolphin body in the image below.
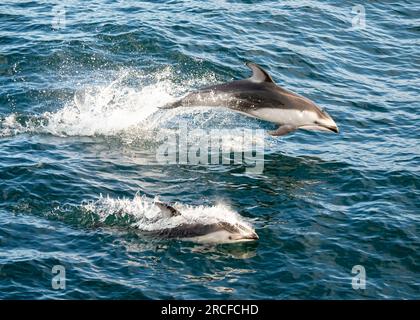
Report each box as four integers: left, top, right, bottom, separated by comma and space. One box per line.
160, 62, 339, 136
143, 202, 259, 244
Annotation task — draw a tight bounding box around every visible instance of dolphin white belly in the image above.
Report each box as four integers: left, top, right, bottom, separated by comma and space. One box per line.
246, 108, 317, 126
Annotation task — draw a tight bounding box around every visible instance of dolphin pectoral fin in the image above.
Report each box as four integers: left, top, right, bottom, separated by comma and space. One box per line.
246, 62, 275, 83
267, 125, 297, 136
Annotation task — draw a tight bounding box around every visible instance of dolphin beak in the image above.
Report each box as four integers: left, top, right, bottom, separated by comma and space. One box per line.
232, 231, 259, 242
244, 231, 259, 241
321, 110, 339, 133
307, 115, 339, 134
324, 122, 339, 133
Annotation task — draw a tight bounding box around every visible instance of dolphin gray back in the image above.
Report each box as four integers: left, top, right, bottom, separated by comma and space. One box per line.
160, 62, 310, 111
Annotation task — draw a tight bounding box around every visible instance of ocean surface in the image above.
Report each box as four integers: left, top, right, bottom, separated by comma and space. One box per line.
0, 0, 419, 299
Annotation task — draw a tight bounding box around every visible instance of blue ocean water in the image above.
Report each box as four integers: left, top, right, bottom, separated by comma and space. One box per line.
0, 0, 419, 299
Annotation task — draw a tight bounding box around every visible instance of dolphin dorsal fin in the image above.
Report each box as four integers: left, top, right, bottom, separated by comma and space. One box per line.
246, 62, 274, 83
156, 202, 181, 217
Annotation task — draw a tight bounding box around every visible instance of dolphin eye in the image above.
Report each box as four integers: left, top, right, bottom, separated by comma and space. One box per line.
228, 236, 232, 240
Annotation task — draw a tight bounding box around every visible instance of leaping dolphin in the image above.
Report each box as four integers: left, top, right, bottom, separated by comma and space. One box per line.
160, 62, 339, 136
144, 202, 259, 244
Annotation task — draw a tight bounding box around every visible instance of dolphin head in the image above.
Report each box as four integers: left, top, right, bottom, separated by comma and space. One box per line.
288, 94, 339, 134
244, 62, 339, 134
302, 106, 339, 133
191, 221, 259, 244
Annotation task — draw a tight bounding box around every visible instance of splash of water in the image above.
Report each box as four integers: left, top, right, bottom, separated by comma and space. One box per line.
43, 73, 172, 136
0, 67, 221, 138
81, 194, 254, 234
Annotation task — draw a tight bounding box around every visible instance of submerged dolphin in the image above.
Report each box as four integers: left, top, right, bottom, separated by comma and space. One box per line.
144, 202, 259, 244
160, 62, 339, 136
